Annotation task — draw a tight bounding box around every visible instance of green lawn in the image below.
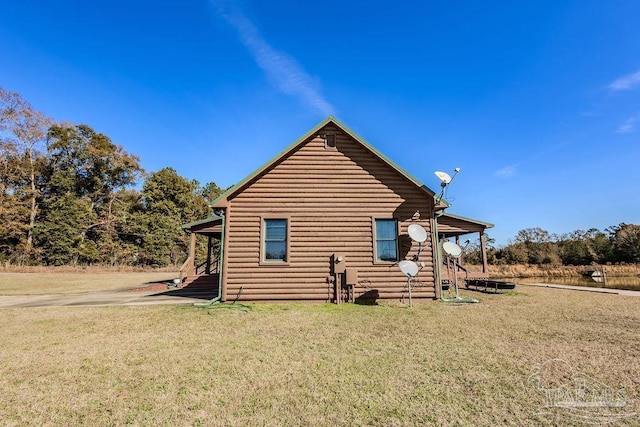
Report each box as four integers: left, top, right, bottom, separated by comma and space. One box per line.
0, 285, 638, 426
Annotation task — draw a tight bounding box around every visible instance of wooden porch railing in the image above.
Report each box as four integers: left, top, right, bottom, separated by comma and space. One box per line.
180, 257, 220, 284
195, 260, 208, 275
442, 258, 489, 282
442, 257, 468, 282
179, 255, 194, 284
442, 257, 489, 283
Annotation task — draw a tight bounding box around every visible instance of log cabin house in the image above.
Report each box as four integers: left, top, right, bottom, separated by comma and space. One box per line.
180, 117, 492, 303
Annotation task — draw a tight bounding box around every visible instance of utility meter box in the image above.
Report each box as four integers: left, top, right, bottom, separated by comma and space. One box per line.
331, 253, 346, 275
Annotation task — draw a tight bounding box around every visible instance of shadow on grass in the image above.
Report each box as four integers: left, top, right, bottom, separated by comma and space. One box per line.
462, 287, 527, 297
144, 279, 176, 285
354, 289, 380, 305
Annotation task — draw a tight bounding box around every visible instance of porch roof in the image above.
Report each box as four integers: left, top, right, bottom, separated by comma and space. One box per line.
181, 215, 223, 235
438, 213, 493, 237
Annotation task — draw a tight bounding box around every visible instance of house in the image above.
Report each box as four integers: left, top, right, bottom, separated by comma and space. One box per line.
180, 117, 492, 303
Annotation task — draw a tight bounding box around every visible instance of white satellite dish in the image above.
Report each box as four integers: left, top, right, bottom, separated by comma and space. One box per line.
398, 260, 419, 277
407, 224, 428, 243
434, 171, 452, 184
442, 241, 462, 258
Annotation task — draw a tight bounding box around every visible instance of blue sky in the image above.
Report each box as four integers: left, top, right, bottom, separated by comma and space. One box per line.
1, 0, 639, 246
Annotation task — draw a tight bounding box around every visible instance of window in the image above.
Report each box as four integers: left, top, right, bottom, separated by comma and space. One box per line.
375, 219, 398, 262
324, 133, 336, 149
263, 218, 288, 262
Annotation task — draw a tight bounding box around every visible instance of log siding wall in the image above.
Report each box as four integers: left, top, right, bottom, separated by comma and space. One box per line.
224, 124, 436, 301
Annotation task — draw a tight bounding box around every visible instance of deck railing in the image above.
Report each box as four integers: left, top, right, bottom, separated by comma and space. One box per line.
195, 260, 208, 275
180, 257, 220, 283
442, 258, 489, 282
179, 255, 194, 284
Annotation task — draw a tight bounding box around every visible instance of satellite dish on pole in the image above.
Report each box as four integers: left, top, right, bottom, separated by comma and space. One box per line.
442, 241, 462, 258
408, 224, 427, 243
398, 260, 422, 307
440, 240, 477, 302
399, 260, 419, 277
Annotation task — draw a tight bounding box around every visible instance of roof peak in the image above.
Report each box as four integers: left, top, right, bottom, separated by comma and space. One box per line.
210, 117, 442, 207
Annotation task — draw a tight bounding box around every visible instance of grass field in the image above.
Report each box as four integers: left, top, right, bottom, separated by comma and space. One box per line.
0, 276, 639, 426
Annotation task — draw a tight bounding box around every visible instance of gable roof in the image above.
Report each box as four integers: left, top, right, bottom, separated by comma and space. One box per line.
211, 116, 447, 208
181, 214, 222, 230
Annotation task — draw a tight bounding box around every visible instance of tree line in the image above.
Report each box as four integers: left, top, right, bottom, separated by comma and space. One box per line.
1, 87, 222, 267
465, 224, 640, 266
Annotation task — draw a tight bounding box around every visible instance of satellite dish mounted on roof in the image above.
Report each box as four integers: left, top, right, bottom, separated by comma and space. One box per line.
434, 171, 452, 185
434, 167, 460, 205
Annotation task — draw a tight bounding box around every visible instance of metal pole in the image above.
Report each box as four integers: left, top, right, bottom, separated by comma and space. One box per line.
453, 258, 459, 299
434, 212, 444, 299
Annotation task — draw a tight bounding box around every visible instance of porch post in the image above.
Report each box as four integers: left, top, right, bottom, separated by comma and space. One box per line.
431, 216, 441, 299
480, 231, 488, 274
206, 235, 212, 274
189, 232, 196, 276
221, 209, 230, 302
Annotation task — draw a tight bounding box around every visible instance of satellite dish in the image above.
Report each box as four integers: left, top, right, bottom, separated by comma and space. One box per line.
434, 171, 452, 184
442, 241, 462, 258
398, 260, 419, 277
407, 224, 428, 243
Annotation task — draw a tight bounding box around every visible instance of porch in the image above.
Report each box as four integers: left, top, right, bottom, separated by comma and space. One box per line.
437, 213, 493, 284
179, 215, 224, 294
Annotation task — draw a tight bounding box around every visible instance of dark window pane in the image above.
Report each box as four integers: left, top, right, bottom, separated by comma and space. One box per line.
375, 219, 398, 261
376, 220, 396, 240
265, 219, 287, 240
377, 241, 397, 261
264, 219, 287, 262
265, 241, 287, 261
325, 134, 336, 148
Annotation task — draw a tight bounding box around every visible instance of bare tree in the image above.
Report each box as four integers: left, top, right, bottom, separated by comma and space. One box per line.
0, 87, 52, 261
